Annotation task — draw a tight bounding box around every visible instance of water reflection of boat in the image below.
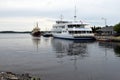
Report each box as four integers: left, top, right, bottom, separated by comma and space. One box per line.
51, 38, 93, 58
98, 42, 113, 48
32, 37, 40, 51
98, 41, 120, 57
31, 22, 41, 37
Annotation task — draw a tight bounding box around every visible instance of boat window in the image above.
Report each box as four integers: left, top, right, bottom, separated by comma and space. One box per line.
63, 31, 66, 33
69, 31, 93, 34
61, 26, 65, 28
53, 31, 62, 33
55, 26, 65, 29
69, 31, 73, 34
68, 25, 84, 28
54, 26, 57, 28
69, 31, 82, 34
87, 31, 92, 33
57, 31, 62, 33
81, 31, 87, 33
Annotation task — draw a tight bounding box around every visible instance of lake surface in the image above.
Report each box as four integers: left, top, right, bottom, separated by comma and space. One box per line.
0, 33, 120, 80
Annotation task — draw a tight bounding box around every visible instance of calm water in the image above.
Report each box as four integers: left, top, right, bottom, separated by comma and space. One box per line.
0, 34, 120, 80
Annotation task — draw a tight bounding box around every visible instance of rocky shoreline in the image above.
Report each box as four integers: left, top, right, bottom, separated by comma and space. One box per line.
0, 72, 40, 80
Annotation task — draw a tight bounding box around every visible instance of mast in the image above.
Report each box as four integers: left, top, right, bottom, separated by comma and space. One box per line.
36, 22, 38, 28
60, 14, 63, 21
74, 0, 77, 22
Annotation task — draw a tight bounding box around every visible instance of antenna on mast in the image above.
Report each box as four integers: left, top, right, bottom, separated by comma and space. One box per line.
60, 14, 63, 21
74, 0, 77, 22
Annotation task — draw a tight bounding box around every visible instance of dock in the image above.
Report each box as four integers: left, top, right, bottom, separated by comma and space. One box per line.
95, 36, 120, 42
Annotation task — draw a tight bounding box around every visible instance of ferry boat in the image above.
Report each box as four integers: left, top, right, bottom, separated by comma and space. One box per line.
31, 22, 41, 37
52, 20, 95, 40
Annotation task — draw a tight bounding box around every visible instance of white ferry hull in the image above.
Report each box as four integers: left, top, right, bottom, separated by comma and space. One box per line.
52, 34, 96, 40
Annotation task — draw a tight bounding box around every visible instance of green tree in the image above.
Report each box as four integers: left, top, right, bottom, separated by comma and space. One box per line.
114, 22, 120, 33
91, 26, 101, 33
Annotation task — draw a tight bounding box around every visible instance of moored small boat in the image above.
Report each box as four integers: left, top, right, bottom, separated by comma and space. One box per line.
43, 32, 52, 37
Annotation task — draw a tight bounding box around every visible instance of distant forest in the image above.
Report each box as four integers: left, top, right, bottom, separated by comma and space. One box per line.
0, 31, 46, 34
0, 31, 31, 33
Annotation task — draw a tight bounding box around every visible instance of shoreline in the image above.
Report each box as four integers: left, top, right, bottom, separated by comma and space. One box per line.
0, 72, 41, 80
95, 36, 120, 42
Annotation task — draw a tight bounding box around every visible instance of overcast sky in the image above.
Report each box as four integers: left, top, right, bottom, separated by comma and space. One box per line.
0, 0, 120, 31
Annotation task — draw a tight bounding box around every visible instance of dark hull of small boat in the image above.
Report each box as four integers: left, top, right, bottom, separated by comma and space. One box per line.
31, 32, 41, 37
43, 34, 52, 37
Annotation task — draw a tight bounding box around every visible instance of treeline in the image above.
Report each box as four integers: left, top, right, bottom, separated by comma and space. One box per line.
0, 31, 31, 33
0, 31, 48, 34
